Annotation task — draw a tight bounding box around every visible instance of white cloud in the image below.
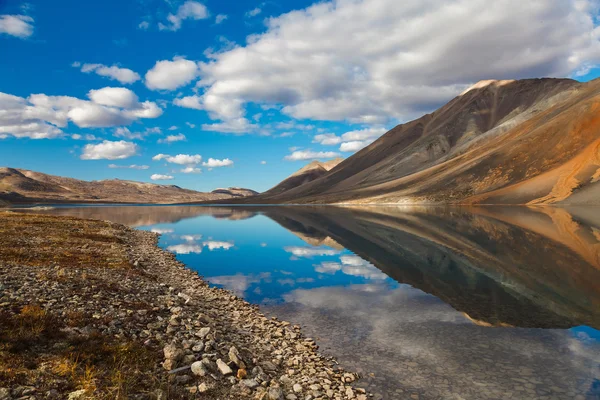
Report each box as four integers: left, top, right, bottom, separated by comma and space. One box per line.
159, 1, 209, 31
284, 150, 340, 161
202, 158, 233, 167
195, 0, 600, 123
181, 234, 202, 241
174, 95, 203, 110
314, 261, 342, 274
186, 122, 196, 128
151, 228, 174, 234
313, 133, 342, 145
0, 15, 34, 38
201, 118, 257, 134
167, 243, 202, 254
245, 7, 262, 18
284, 246, 339, 258
203, 241, 234, 250
88, 87, 139, 108
158, 133, 186, 143
168, 125, 178, 131
340, 140, 370, 152
153, 153, 202, 166
0, 88, 161, 139
138, 21, 150, 30
152, 153, 169, 161
114, 127, 143, 140
215, 14, 228, 24
314, 127, 387, 153
181, 167, 202, 174
71, 134, 100, 141
151, 174, 175, 181
145, 58, 199, 90
78, 63, 141, 84
108, 164, 150, 170
261, 160, 267, 165
81, 140, 138, 160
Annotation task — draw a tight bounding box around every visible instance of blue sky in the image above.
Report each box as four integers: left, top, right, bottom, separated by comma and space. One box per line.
1, 0, 600, 192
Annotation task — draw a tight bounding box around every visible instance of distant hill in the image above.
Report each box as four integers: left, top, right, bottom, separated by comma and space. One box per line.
265, 158, 344, 196
239, 77, 600, 205
211, 187, 259, 198
0, 168, 257, 205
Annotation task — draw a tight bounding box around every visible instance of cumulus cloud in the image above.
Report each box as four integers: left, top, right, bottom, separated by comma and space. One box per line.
173, 95, 203, 110
0, 88, 162, 139
160, 154, 202, 165
77, 63, 141, 84
138, 21, 150, 30
195, 0, 600, 124
108, 164, 149, 170
215, 14, 228, 24
71, 134, 100, 141
284, 150, 340, 161
202, 158, 233, 167
201, 118, 257, 134
203, 241, 234, 251
167, 243, 202, 254
81, 140, 138, 160
314, 127, 387, 153
158, 133, 186, 144
181, 167, 202, 174
0, 15, 34, 38
245, 7, 262, 18
88, 87, 139, 108
151, 174, 175, 181
159, 1, 210, 31
313, 133, 342, 145
284, 246, 339, 258
145, 58, 199, 91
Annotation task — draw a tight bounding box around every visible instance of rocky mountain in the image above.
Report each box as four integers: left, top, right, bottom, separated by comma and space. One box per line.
211, 187, 259, 198
265, 158, 344, 196
247, 78, 600, 205
0, 168, 257, 205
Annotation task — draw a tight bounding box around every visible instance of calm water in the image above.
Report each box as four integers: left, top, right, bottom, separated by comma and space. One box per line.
14, 205, 600, 399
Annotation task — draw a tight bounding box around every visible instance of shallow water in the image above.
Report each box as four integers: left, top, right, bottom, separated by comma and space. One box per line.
15, 205, 600, 399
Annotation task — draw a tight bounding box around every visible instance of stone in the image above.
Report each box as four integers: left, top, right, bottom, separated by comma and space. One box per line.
267, 386, 284, 400
191, 361, 208, 376
163, 344, 183, 361
345, 387, 355, 399
242, 379, 260, 389
198, 383, 210, 393
192, 342, 205, 352
216, 358, 233, 376
229, 346, 245, 368
196, 327, 210, 339
237, 368, 248, 379
0, 389, 10, 400
293, 384, 303, 393
67, 390, 86, 400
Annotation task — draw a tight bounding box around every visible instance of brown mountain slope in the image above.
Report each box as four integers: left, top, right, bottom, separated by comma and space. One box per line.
264, 158, 344, 196
246, 77, 600, 205
0, 168, 257, 205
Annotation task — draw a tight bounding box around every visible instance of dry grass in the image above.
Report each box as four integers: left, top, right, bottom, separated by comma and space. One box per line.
0, 213, 186, 398
0, 212, 130, 269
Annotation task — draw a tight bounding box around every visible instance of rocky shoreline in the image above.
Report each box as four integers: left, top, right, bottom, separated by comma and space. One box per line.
0, 212, 367, 399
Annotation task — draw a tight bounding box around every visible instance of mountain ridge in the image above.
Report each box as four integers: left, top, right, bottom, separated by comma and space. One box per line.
0, 167, 257, 205
237, 77, 600, 205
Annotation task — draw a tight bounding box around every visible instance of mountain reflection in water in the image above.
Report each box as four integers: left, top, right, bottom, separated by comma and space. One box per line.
15, 204, 600, 399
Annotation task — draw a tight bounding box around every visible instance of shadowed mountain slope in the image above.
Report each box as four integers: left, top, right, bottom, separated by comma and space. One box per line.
265, 158, 344, 196
0, 168, 257, 205
244, 78, 600, 205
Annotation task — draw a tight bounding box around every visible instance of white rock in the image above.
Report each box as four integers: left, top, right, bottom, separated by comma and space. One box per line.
216, 358, 233, 376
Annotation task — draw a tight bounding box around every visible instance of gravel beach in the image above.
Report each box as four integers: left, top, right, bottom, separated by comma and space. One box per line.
0, 212, 366, 399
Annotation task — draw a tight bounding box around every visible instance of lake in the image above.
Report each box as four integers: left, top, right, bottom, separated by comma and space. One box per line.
13, 205, 600, 400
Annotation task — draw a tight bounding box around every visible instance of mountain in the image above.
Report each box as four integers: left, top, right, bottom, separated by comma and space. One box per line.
265, 158, 344, 196
211, 187, 259, 198
0, 168, 257, 205
246, 78, 600, 205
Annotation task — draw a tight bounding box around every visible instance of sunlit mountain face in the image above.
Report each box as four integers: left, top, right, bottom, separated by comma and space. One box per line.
14, 204, 600, 399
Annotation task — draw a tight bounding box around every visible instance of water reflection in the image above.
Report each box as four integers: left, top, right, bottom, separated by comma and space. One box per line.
13, 204, 600, 399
